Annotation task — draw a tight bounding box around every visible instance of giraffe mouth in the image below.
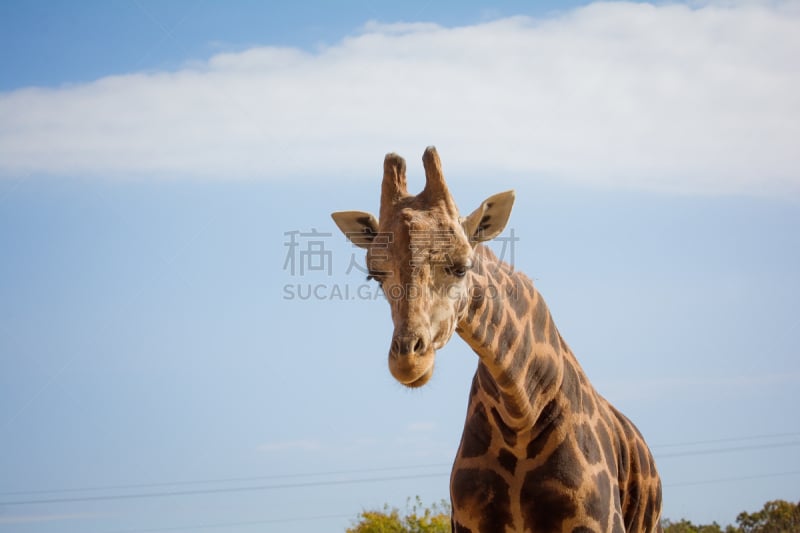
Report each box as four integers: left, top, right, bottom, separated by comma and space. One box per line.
400, 364, 434, 388
389, 349, 436, 388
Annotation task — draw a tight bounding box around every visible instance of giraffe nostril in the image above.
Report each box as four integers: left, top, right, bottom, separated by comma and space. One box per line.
413, 338, 425, 354
391, 334, 427, 357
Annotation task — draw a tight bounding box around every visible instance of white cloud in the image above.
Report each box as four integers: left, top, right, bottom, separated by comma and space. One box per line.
598, 371, 800, 401
257, 439, 322, 453
1, 2, 798, 195
407, 421, 437, 432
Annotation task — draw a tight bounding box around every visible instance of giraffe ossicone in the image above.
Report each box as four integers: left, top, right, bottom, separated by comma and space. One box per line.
332, 147, 663, 532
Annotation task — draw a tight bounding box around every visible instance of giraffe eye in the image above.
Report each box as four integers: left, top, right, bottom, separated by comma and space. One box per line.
445, 264, 469, 278
367, 270, 387, 284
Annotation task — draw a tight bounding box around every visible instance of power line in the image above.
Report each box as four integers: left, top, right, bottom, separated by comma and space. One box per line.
656, 440, 800, 459
3, 439, 800, 507
0, 472, 450, 507
2, 432, 799, 502
0, 462, 451, 498
664, 469, 800, 488
652, 431, 800, 449
90, 470, 800, 533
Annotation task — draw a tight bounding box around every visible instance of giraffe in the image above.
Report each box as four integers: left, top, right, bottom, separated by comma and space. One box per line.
331, 147, 663, 533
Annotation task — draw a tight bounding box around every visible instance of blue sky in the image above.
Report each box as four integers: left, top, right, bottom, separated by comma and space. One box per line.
1, 1, 799, 532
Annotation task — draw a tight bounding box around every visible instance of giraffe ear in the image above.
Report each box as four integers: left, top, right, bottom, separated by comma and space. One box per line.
331, 211, 379, 249
462, 190, 515, 244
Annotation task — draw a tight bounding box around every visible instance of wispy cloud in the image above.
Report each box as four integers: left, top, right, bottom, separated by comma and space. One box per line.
598, 371, 800, 401
1, 2, 798, 195
407, 421, 437, 432
257, 439, 322, 453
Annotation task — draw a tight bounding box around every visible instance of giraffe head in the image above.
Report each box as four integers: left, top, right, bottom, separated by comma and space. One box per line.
332, 147, 515, 387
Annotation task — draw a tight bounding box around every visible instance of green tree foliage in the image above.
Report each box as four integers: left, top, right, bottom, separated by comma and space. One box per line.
661, 518, 726, 533
661, 500, 800, 533
734, 499, 800, 533
347, 497, 451, 533
349, 497, 799, 533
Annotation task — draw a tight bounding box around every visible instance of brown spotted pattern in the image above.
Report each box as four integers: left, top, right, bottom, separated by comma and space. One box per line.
451, 246, 662, 532
332, 148, 662, 533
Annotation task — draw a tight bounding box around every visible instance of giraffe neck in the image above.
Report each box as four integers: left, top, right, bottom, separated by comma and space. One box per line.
450, 246, 663, 532
456, 245, 587, 433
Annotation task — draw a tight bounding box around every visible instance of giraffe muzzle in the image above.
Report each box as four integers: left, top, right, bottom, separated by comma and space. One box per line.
389, 332, 435, 388
391, 334, 428, 356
